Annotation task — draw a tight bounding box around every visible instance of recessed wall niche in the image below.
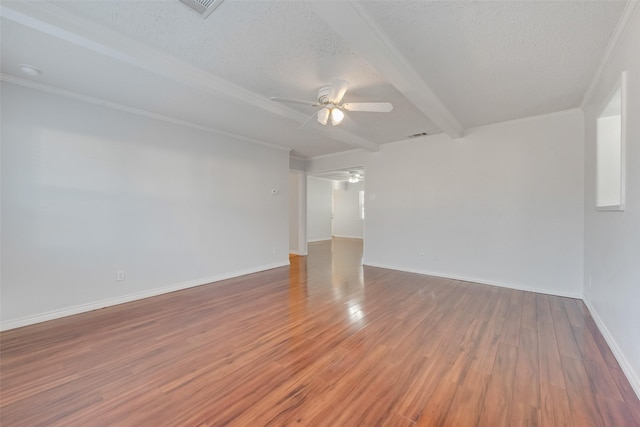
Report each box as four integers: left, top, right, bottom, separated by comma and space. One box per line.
596, 71, 626, 210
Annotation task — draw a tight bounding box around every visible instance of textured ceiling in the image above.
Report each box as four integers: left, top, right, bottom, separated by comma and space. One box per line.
51, 0, 364, 95
363, 1, 626, 128
0, 1, 629, 158
0, 18, 351, 157
49, 0, 440, 142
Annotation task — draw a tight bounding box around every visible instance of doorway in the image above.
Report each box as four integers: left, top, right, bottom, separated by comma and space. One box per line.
305, 167, 365, 256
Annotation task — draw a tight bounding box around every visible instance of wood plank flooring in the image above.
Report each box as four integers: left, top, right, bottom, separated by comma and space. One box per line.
1, 238, 639, 426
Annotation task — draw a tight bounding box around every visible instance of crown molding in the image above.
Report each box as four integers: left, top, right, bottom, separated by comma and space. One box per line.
0, 2, 379, 152
378, 108, 583, 149
308, 0, 464, 139
581, 1, 640, 108
1, 74, 292, 152
0, 3, 292, 118
465, 108, 583, 133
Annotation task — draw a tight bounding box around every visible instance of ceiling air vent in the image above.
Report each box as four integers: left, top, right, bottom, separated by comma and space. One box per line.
408, 132, 429, 139
180, 0, 224, 18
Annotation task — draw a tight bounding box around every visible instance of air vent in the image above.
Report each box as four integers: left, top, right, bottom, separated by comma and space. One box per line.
407, 132, 428, 138
180, 0, 224, 18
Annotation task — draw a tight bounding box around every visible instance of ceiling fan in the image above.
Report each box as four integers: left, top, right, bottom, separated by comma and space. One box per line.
269, 79, 393, 126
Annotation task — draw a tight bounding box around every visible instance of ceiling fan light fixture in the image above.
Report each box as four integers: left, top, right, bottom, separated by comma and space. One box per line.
270, 79, 393, 128
348, 172, 362, 183
317, 108, 330, 125
18, 64, 41, 77
331, 108, 344, 125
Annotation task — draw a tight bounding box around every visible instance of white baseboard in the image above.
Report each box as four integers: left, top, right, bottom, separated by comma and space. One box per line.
362, 261, 583, 299
3, 258, 638, 401
583, 298, 640, 399
332, 235, 364, 240
289, 250, 308, 256
0, 261, 289, 331
363, 260, 639, 398
307, 238, 332, 243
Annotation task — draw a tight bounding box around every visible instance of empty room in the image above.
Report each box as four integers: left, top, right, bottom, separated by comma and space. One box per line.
1, 1, 639, 426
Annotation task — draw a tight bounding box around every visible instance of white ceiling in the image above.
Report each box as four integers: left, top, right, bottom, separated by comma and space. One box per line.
363, 1, 626, 128
0, 1, 628, 158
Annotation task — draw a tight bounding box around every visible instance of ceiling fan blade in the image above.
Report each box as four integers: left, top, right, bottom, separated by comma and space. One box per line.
269, 97, 318, 107
299, 110, 319, 129
328, 79, 349, 104
342, 102, 394, 113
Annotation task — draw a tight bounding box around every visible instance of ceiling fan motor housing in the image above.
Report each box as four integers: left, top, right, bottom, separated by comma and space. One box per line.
318, 86, 332, 105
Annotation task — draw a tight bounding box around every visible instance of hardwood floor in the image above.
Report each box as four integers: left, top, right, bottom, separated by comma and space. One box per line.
1, 238, 639, 426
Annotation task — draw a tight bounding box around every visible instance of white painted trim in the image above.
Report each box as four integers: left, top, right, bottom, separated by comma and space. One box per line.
332, 235, 364, 240
307, 175, 335, 183
595, 71, 627, 211
581, 1, 640, 108
297, 173, 308, 255
382, 132, 442, 146
308, 238, 332, 243
0, 75, 292, 152
0, 2, 379, 152
583, 298, 640, 399
379, 133, 448, 149
465, 108, 583, 134
362, 261, 583, 299
306, 148, 365, 161
288, 170, 308, 255
377, 109, 582, 148
0, 261, 289, 331
595, 205, 626, 212
289, 251, 308, 256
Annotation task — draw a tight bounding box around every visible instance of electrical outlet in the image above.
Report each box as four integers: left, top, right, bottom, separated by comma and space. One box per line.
116, 270, 125, 281
272, 247, 276, 254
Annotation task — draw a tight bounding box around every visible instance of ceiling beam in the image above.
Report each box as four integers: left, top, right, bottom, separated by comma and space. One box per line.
308, 0, 465, 139
0, 2, 379, 152
0, 73, 293, 153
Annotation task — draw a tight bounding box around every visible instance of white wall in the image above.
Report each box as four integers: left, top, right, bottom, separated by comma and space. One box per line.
308, 111, 585, 297
289, 156, 306, 172
596, 115, 623, 207
583, 6, 640, 396
1, 82, 290, 328
288, 171, 307, 255
306, 150, 369, 175
365, 111, 584, 296
332, 181, 364, 239
306, 176, 333, 242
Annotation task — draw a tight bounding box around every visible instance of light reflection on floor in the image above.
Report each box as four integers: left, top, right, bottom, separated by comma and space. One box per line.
288, 238, 366, 329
